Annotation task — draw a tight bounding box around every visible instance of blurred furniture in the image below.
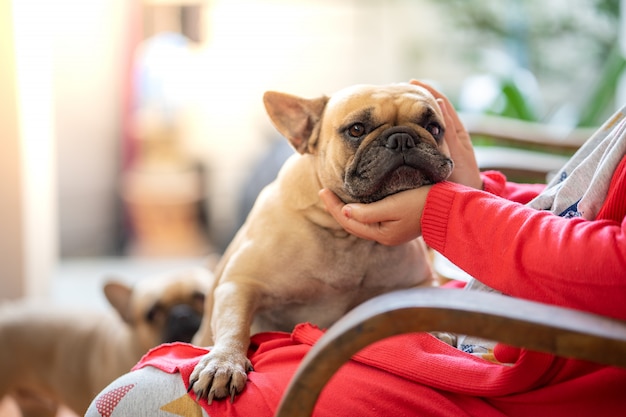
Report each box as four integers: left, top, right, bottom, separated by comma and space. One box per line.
463, 113, 596, 182
121, 117, 210, 257
275, 288, 626, 417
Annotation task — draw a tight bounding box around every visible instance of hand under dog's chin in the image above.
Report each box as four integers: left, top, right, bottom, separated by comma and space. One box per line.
345, 163, 451, 204
343, 166, 431, 204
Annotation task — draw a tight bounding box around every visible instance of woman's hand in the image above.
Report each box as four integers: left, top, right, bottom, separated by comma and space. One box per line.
319, 186, 432, 246
410, 80, 483, 190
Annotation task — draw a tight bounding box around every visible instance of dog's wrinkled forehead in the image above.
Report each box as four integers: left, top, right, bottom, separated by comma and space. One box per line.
325, 83, 441, 125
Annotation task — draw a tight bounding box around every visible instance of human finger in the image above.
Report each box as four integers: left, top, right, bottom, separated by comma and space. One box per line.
318, 189, 383, 240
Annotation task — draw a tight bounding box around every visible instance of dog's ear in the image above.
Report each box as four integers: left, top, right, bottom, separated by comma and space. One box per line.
103, 279, 134, 324
263, 91, 328, 154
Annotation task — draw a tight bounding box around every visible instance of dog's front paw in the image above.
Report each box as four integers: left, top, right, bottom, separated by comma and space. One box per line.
188, 348, 254, 403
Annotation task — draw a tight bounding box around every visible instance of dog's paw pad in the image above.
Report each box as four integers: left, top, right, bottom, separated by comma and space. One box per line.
189, 350, 252, 402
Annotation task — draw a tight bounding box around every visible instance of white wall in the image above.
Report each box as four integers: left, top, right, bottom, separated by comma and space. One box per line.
0, 0, 57, 298
54, 0, 131, 256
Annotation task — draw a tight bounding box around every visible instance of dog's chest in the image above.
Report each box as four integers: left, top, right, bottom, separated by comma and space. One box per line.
253, 238, 430, 333
252, 298, 354, 333
314, 236, 428, 288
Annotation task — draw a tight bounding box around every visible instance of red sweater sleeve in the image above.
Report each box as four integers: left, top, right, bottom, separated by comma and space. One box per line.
422, 180, 626, 321
480, 170, 546, 203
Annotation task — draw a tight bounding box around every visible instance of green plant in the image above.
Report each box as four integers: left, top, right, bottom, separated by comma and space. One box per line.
430, 0, 622, 127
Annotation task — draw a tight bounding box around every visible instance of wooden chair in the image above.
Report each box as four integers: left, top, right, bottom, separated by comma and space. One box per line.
462, 112, 596, 183
275, 288, 626, 417
275, 116, 626, 417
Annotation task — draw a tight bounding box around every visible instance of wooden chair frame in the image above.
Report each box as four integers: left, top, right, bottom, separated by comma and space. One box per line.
275, 288, 626, 417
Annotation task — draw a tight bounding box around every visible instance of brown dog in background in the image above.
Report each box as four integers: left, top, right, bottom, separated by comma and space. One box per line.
0, 266, 211, 417
189, 83, 453, 401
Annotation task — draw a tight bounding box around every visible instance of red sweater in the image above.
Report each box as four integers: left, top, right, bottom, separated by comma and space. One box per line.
129, 158, 626, 417
423, 158, 626, 322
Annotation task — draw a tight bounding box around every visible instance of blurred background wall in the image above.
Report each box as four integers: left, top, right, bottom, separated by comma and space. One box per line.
54, 1, 132, 257
55, 0, 471, 258
2, 0, 623, 297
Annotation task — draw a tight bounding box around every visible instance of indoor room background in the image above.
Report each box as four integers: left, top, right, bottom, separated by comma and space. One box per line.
1, 0, 622, 305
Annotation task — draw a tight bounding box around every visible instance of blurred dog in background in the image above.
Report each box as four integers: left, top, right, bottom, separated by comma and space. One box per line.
0, 266, 211, 417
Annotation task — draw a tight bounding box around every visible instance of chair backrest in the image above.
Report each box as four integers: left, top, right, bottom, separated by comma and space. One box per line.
462, 113, 595, 182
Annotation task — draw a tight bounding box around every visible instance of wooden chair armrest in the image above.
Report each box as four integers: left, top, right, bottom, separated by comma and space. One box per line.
460, 113, 595, 150
275, 288, 626, 417
458, 114, 598, 182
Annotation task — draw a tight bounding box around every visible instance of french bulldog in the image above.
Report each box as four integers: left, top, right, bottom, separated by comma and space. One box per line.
0, 266, 211, 417
189, 83, 453, 402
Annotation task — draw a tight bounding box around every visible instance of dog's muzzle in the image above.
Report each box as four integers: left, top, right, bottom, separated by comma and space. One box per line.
343, 124, 452, 203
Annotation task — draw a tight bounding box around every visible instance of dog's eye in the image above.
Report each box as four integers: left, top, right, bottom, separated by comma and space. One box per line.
346, 123, 366, 139
426, 123, 443, 141
146, 303, 166, 324
192, 291, 205, 313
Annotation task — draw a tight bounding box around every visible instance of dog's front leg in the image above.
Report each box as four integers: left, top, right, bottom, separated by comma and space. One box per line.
188, 281, 258, 403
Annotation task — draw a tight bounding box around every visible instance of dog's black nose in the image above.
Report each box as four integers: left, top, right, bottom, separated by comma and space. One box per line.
163, 304, 203, 343
386, 132, 416, 152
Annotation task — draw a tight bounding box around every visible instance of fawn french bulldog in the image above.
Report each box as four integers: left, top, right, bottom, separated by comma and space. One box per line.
189, 83, 453, 401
